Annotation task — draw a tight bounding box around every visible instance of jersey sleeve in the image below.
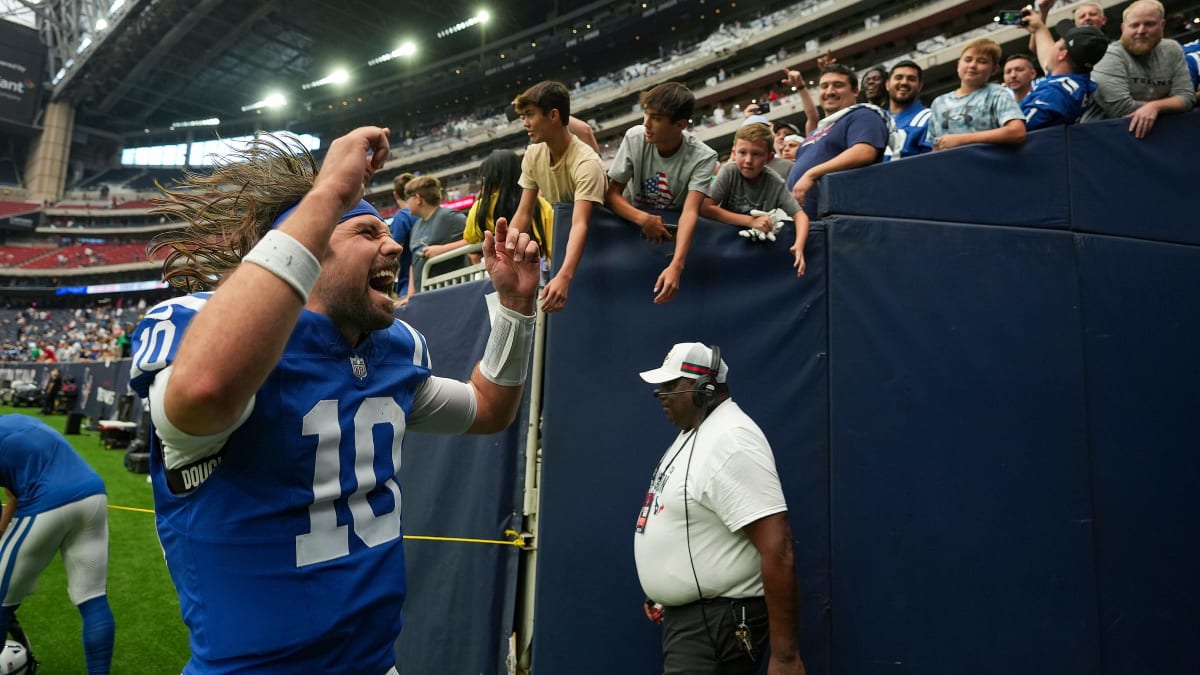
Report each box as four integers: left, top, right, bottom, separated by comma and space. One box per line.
129, 294, 209, 398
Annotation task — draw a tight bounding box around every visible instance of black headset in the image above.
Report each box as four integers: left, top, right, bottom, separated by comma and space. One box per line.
691, 344, 721, 410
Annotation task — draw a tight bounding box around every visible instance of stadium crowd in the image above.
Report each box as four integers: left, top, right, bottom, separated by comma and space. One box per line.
1, 0, 1197, 358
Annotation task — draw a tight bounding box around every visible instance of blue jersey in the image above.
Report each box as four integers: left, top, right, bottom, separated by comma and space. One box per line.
885, 102, 932, 160
1021, 73, 1097, 130
130, 294, 433, 674
390, 208, 417, 295
1184, 41, 1200, 90
0, 415, 105, 516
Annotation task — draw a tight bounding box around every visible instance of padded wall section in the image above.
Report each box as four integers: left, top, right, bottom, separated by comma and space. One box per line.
534, 207, 831, 675
394, 280, 525, 675
826, 216, 1099, 674
1076, 235, 1200, 675
1067, 112, 1200, 245
820, 126, 1070, 228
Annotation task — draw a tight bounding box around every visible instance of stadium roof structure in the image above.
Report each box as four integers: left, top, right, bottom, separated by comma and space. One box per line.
14, 0, 771, 143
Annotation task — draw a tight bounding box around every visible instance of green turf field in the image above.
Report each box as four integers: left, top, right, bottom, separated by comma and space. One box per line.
1, 407, 189, 673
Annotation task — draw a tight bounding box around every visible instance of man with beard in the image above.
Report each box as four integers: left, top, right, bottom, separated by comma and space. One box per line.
1004, 54, 1040, 103
128, 127, 541, 674
884, 60, 932, 159
785, 64, 891, 217
1082, 0, 1194, 137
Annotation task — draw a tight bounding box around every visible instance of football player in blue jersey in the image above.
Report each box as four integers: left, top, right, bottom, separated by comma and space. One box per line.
129, 126, 540, 674
0, 414, 114, 674
1021, 13, 1109, 130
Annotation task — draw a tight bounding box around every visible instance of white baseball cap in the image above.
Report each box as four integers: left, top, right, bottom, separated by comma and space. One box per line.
639, 342, 728, 384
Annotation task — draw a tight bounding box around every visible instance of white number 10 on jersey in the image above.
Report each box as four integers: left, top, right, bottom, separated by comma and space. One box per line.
296, 397, 406, 567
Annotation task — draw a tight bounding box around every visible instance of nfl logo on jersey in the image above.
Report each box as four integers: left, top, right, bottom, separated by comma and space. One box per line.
349, 355, 368, 380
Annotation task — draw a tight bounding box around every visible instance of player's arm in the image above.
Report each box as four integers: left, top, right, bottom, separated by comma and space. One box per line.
163, 127, 390, 435
0, 488, 16, 535
408, 218, 539, 434
744, 511, 807, 675
540, 199, 593, 313
606, 180, 670, 243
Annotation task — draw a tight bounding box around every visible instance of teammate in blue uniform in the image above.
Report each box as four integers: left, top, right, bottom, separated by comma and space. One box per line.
130, 127, 540, 674
0, 414, 114, 674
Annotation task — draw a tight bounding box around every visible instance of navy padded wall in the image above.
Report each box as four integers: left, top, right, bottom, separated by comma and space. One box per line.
1076, 234, 1200, 675
394, 280, 526, 675
819, 125, 1070, 229
1067, 112, 1200, 245
534, 207, 832, 675
826, 216, 1099, 674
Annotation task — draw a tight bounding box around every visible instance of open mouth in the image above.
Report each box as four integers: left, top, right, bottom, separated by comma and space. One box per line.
369, 269, 396, 293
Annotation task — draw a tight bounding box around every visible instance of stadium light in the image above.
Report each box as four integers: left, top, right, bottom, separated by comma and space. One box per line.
302, 68, 351, 90
95, 18, 109, 31
436, 9, 490, 38
108, 0, 125, 14
368, 41, 416, 66
241, 92, 287, 112
169, 117, 220, 130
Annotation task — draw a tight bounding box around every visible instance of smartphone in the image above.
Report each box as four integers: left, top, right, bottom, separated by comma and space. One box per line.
995, 10, 1025, 26
758, 102, 771, 113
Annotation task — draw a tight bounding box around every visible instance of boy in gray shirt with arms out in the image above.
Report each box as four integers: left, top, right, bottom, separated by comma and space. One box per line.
701, 123, 810, 277
607, 82, 718, 304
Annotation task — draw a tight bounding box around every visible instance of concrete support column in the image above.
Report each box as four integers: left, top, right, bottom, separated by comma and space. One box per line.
24, 100, 75, 203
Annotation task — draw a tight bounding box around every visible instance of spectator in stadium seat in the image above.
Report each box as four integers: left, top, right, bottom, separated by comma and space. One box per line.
859, 65, 889, 107
1020, 13, 1109, 130
389, 172, 417, 298
400, 175, 467, 304
785, 64, 892, 218
924, 38, 1027, 152
700, 123, 809, 276
781, 134, 802, 161
0, 414, 114, 674
607, 82, 719, 305
508, 81, 607, 313
885, 60, 932, 159
464, 150, 554, 264
131, 127, 539, 674
1082, 0, 1195, 138
769, 121, 800, 177
1028, 1, 1110, 53
1184, 40, 1200, 93
1004, 54, 1040, 103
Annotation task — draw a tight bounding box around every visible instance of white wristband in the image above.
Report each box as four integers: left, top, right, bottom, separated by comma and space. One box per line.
242, 230, 322, 303
480, 304, 536, 387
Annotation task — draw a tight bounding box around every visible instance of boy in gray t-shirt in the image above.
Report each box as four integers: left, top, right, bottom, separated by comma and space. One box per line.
701, 123, 810, 277
606, 82, 718, 304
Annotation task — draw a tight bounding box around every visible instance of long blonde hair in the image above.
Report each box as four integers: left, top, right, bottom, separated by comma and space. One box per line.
149, 133, 317, 292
